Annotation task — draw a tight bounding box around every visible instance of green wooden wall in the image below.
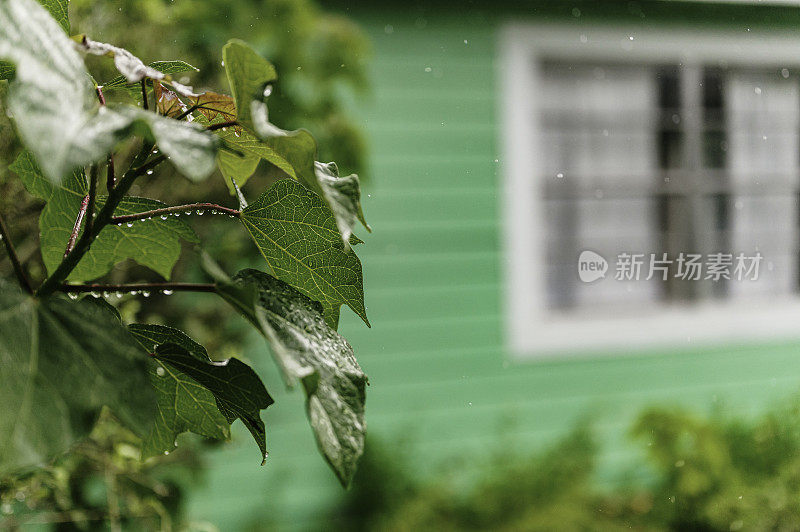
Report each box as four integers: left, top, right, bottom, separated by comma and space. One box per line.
186, 4, 800, 529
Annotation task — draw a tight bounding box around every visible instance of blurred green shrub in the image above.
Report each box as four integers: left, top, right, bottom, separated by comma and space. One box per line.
330, 397, 800, 531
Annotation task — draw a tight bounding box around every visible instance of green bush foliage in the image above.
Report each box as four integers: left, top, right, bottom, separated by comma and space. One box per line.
332, 398, 800, 531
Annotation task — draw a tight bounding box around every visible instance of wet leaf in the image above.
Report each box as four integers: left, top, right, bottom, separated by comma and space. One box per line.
220, 39, 368, 245
222, 39, 276, 133
12, 151, 198, 281
129, 324, 273, 461
239, 178, 368, 328
114, 106, 220, 181
191, 91, 238, 126
0, 0, 218, 182
214, 268, 367, 487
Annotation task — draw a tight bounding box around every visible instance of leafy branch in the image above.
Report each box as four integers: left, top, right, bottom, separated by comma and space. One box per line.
36, 154, 167, 297
0, 0, 371, 488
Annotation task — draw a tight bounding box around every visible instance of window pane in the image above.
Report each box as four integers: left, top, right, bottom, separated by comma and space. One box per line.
725, 70, 799, 298
540, 64, 659, 309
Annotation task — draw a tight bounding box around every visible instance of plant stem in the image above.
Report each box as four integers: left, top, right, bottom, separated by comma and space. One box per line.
36, 155, 167, 297
106, 155, 116, 190
0, 211, 33, 294
60, 282, 216, 294
95, 87, 116, 190
111, 203, 240, 224
84, 165, 99, 236
64, 194, 90, 258
207, 120, 238, 131
175, 103, 200, 121
141, 79, 149, 110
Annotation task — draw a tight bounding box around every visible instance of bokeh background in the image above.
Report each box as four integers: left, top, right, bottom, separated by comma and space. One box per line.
7, 0, 800, 530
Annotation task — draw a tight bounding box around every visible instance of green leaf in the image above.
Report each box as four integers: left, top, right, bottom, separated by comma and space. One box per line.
0, 0, 70, 81
215, 268, 367, 487
222, 39, 277, 134
314, 161, 370, 247
215, 126, 295, 191
219, 40, 368, 245
239, 178, 368, 328
37, 0, 69, 33
115, 106, 221, 181
102, 60, 198, 94
250, 122, 370, 248
129, 324, 273, 462
11, 151, 198, 281
0, 61, 14, 81
0, 0, 103, 181
0, 0, 218, 182
76, 37, 197, 97
0, 282, 157, 475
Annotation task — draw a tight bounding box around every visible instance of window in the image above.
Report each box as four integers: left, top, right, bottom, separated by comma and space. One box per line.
502, 24, 800, 357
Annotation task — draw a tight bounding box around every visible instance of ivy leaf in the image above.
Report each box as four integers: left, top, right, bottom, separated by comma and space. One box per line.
0, 0, 219, 182
0, 283, 157, 475
11, 151, 198, 281
239, 178, 368, 329
213, 268, 367, 487
129, 324, 273, 462
222, 39, 276, 134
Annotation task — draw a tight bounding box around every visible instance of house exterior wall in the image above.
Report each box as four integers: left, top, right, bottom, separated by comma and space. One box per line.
187, 3, 800, 529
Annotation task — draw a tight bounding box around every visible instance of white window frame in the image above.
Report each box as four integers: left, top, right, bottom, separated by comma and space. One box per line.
501, 22, 800, 359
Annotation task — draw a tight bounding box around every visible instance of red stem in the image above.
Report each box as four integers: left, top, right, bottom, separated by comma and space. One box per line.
64, 195, 90, 258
